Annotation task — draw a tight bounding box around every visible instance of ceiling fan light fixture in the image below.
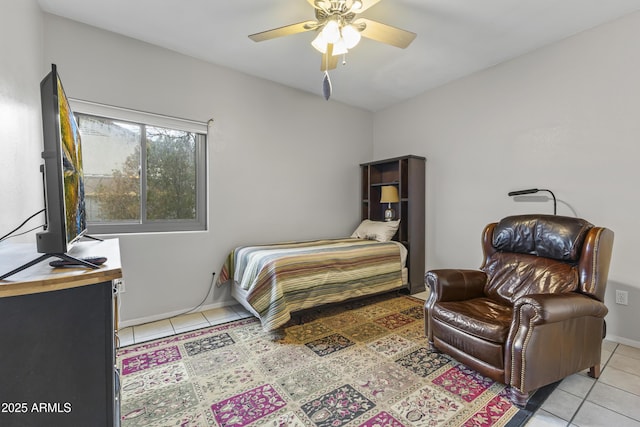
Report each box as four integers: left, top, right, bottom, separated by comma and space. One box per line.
311, 32, 328, 53
248, 0, 417, 101
332, 38, 348, 56
321, 19, 341, 44
341, 24, 361, 48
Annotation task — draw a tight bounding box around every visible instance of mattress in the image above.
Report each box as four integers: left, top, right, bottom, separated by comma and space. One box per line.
217, 238, 408, 331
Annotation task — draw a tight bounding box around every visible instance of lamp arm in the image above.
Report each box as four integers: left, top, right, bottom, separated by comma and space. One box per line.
539, 189, 557, 215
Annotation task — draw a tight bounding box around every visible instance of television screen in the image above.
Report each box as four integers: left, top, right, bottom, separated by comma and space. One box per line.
36, 64, 87, 255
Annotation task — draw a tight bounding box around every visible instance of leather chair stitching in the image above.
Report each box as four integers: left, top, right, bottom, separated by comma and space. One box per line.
510, 304, 535, 392
519, 317, 535, 391
590, 228, 602, 294
509, 307, 522, 385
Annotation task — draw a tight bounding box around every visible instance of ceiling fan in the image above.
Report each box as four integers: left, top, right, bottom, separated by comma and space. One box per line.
248, 0, 417, 72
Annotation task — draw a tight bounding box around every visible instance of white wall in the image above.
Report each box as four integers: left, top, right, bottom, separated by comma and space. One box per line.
373, 12, 640, 345
37, 15, 373, 324
0, 0, 44, 241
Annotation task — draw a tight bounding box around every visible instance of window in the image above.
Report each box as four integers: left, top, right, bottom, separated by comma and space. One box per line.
71, 100, 207, 234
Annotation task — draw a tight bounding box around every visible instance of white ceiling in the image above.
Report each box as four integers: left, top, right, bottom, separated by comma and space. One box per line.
37, 0, 640, 111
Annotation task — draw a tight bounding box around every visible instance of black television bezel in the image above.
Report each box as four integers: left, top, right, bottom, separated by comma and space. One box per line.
36, 64, 87, 255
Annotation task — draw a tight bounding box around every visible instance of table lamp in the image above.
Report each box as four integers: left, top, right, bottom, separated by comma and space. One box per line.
380, 186, 399, 221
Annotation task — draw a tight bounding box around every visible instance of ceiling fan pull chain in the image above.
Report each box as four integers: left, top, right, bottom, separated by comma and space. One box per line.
342, 53, 347, 65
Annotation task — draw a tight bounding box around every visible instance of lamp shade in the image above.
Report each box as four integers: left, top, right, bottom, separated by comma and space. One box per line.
321, 20, 341, 44
341, 24, 361, 49
380, 186, 399, 203
332, 38, 348, 56
311, 32, 328, 53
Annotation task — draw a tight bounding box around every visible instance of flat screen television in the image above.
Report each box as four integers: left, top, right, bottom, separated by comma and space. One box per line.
0, 65, 100, 280
36, 64, 88, 255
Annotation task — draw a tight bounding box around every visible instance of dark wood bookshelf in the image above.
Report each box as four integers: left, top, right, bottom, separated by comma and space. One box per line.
360, 155, 426, 294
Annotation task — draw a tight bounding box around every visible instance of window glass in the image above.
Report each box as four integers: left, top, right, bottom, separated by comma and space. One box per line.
80, 116, 141, 222
74, 107, 207, 234
145, 126, 197, 221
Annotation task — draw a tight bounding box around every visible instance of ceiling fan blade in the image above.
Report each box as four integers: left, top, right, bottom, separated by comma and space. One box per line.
308, 0, 324, 9
320, 44, 338, 71
249, 20, 317, 42
357, 18, 416, 48
356, 0, 382, 13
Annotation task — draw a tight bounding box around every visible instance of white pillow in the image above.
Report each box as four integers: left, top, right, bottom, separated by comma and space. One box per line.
351, 219, 400, 242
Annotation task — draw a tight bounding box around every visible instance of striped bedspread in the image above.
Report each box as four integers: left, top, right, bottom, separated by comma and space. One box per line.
217, 238, 404, 331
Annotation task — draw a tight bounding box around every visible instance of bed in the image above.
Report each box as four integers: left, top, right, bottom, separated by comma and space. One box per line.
216, 220, 408, 331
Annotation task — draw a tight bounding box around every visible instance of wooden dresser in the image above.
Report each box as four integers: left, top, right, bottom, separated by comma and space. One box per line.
0, 238, 122, 427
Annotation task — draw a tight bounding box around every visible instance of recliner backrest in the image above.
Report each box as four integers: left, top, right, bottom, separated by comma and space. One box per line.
481, 215, 593, 305
492, 215, 593, 262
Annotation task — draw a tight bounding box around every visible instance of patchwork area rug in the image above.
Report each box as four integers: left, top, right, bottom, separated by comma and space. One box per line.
117, 293, 548, 426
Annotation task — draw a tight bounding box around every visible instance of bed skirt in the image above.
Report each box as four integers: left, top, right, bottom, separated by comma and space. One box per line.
230, 267, 409, 322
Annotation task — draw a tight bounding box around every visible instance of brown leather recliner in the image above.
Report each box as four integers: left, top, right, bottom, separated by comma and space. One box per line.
424, 214, 614, 406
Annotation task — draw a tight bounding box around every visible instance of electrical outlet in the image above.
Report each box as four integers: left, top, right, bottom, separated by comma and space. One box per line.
615, 290, 628, 305
114, 279, 126, 294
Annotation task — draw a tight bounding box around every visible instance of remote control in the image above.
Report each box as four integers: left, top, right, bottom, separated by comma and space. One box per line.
49, 256, 107, 268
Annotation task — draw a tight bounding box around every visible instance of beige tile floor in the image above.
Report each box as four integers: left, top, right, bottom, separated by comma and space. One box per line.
527, 340, 640, 426
117, 293, 640, 426
116, 304, 253, 347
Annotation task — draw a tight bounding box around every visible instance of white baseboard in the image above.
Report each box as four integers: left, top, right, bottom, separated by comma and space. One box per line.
605, 334, 640, 349
118, 299, 236, 329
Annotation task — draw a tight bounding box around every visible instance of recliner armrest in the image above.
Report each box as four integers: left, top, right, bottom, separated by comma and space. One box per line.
513, 293, 608, 325
507, 292, 608, 394
425, 269, 487, 302
424, 269, 487, 343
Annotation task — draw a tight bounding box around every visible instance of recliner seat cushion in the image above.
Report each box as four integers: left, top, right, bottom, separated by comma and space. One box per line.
431, 297, 512, 343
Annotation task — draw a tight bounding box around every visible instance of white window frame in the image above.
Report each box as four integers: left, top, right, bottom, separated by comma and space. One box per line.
71, 99, 208, 234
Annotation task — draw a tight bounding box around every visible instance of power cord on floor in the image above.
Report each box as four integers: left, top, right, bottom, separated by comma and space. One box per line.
119, 272, 217, 330
172, 272, 217, 317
